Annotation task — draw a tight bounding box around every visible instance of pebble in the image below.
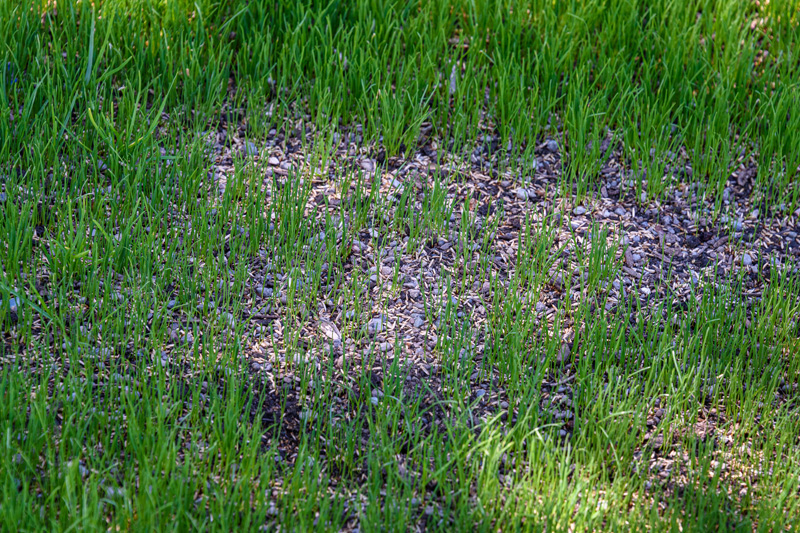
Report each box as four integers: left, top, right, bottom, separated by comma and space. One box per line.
734, 221, 743, 232
514, 187, 529, 200
545, 139, 558, 152
558, 344, 571, 362
197, 301, 215, 312
475, 389, 486, 398
366, 316, 384, 335
413, 316, 425, 328
614, 207, 626, 216
268, 156, 280, 166
4, 297, 19, 313
243, 142, 258, 156
166, 299, 176, 310
535, 302, 546, 313
573, 206, 586, 215
0, 192, 6, 202
255, 286, 273, 298
743, 253, 753, 266
360, 159, 375, 172
379, 342, 392, 352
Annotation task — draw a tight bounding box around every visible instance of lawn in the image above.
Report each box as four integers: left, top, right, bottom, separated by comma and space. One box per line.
1, 0, 800, 530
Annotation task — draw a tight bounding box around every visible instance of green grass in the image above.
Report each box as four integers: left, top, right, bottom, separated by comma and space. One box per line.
1, 0, 800, 530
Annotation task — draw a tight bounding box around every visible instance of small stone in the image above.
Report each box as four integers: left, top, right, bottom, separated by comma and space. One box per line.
370, 396, 379, 406
360, 159, 375, 172
166, 299, 176, 310
743, 253, 753, 266
500, 401, 509, 409
570, 220, 581, 230
558, 343, 571, 362
413, 316, 425, 328
573, 206, 586, 215
734, 221, 743, 232
197, 301, 215, 312
5, 297, 19, 313
514, 187, 529, 200
614, 207, 626, 216
475, 389, 486, 398
255, 286, 273, 298
535, 302, 546, 313
243, 142, 258, 156
0, 192, 6, 202
268, 156, 280, 166
545, 139, 558, 152
379, 342, 392, 352
366, 316, 384, 335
